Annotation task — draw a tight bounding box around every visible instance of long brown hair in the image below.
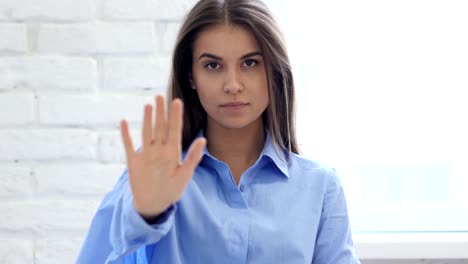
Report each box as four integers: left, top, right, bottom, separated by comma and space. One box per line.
167, 0, 299, 155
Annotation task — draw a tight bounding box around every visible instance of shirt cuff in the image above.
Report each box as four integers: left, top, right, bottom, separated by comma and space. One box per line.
117, 197, 176, 255
141, 204, 176, 226
125, 199, 176, 235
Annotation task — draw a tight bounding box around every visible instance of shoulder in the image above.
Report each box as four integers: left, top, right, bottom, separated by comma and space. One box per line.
288, 152, 336, 175
287, 152, 340, 186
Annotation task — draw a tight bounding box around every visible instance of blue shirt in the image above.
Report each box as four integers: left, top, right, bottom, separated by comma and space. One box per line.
77, 130, 360, 263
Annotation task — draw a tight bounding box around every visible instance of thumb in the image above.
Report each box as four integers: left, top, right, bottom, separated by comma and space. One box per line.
175, 138, 206, 186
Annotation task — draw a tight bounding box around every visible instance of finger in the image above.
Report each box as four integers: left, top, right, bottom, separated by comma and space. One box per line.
154, 95, 167, 143
120, 119, 135, 159
142, 104, 153, 147
167, 99, 183, 148
176, 137, 206, 185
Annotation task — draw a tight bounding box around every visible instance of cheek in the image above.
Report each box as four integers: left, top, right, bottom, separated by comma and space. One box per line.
194, 77, 224, 104
252, 67, 268, 91
194, 70, 222, 91
195, 85, 217, 111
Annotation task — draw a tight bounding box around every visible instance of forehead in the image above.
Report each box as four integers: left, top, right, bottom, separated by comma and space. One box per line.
193, 24, 260, 58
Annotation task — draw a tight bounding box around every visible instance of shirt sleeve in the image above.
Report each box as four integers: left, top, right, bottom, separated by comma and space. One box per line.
76, 169, 176, 264
312, 168, 361, 264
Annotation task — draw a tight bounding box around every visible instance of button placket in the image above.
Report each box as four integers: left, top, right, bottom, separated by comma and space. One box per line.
225, 209, 250, 264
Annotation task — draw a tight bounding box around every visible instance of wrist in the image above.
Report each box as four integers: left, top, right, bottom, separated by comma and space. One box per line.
139, 205, 174, 225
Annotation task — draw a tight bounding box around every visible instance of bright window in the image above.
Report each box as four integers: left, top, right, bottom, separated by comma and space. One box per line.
268, 0, 468, 233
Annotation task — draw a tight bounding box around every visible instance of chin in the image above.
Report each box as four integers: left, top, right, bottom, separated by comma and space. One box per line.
208, 112, 263, 131
216, 117, 262, 130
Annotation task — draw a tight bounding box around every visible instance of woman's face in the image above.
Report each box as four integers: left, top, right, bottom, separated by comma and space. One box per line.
191, 24, 269, 131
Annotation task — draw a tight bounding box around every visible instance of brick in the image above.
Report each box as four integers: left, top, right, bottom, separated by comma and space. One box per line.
38, 93, 154, 126
0, 166, 33, 197
0, 93, 34, 125
0, 239, 34, 264
0, 129, 97, 161
102, 57, 170, 91
38, 22, 157, 55
35, 238, 84, 264
0, 0, 94, 21
0, 23, 27, 52
0, 56, 97, 90
103, 0, 196, 20
154, 22, 181, 55
35, 164, 124, 195
0, 199, 100, 232
98, 130, 141, 163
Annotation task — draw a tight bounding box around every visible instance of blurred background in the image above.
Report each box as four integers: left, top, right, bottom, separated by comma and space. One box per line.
0, 0, 467, 263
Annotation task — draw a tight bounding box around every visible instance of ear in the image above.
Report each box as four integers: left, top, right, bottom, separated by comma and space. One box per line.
188, 72, 196, 90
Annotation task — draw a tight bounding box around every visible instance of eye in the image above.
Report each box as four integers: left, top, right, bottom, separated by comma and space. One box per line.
242, 59, 259, 68
205, 62, 221, 70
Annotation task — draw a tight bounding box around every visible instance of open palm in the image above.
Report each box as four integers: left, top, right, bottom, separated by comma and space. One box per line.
119, 95, 206, 220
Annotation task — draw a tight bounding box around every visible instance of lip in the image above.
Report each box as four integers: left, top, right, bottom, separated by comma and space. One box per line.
220, 102, 249, 111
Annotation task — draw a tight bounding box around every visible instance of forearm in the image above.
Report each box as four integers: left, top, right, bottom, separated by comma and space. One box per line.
76, 171, 175, 264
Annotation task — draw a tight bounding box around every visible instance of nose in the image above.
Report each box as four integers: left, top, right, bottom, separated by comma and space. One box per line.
223, 68, 243, 94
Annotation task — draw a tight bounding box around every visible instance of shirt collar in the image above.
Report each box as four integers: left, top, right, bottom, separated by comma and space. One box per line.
194, 129, 290, 178
260, 129, 290, 178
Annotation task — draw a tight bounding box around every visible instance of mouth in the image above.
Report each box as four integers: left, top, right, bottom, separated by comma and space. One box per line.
220, 102, 249, 111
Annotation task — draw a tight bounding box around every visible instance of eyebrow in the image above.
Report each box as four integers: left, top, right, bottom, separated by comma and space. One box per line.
198, 51, 262, 61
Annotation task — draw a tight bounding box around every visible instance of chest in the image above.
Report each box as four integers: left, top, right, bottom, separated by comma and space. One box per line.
171, 177, 323, 263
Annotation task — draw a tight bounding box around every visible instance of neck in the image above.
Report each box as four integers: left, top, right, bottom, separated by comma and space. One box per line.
205, 119, 265, 168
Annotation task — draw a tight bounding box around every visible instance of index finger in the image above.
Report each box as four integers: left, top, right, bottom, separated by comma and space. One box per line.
120, 119, 135, 159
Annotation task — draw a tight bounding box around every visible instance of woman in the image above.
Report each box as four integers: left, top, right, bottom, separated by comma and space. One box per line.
77, 0, 360, 263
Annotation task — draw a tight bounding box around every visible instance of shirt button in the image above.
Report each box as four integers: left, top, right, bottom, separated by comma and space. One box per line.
239, 185, 244, 192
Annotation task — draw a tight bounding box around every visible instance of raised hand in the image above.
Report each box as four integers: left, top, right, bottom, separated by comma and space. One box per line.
119, 95, 206, 220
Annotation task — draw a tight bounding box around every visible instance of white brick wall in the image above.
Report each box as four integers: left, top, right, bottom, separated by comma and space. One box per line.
0, 93, 35, 124
0, 129, 98, 160
0, 23, 27, 52
102, 57, 171, 91
0, 56, 98, 90
102, 0, 197, 20
38, 22, 157, 55
38, 93, 154, 126
0, 239, 34, 264
0, 166, 33, 196
0, 0, 189, 262
0, 0, 95, 21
